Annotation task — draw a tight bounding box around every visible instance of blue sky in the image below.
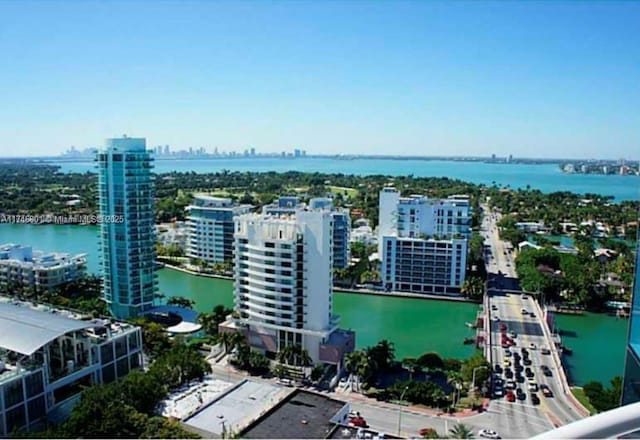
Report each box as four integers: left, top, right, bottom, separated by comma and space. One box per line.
0, 1, 638, 158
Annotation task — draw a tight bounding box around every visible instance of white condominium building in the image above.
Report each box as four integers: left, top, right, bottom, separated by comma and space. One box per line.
222, 211, 354, 366
186, 195, 253, 264
0, 244, 87, 291
263, 196, 351, 270
0, 297, 143, 435
378, 187, 471, 295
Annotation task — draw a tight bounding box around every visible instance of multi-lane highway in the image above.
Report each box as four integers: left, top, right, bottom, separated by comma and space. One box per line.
481, 205, 587, 434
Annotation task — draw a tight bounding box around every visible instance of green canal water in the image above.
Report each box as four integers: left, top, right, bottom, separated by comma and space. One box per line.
0, 224, 629, 385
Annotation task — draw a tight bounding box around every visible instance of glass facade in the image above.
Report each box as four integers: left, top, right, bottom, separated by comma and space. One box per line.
623, 234, 640, 405
97, 137, 157, 319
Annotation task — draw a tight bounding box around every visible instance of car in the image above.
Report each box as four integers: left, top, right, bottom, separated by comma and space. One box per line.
505, 380, 516, 390
525, 368, 534, 378
516, 388, 526, 401
515, 364, 523, 372
521, 347, 529, 356
542, 366, 553, 377
521, 294, 529, 300
493, 388, 504, 398
541, 347, 551, 355
509, 331, 517, 338
540, 384, 553, 397
531, 393, 541, 405
503, 359, 511, 367
494, 364, 503, 374
528, 382, 538, 392
506, 391, 516, 402
500, 323, 507, 331
505, 369, 514, 379
529, 343, 536, 350
349, 417, 369, 428
521, 308, 528, 315
516, 374, 525, 383
529, 312, 536, 318
492, 316, 500, 322
339, 377, 349, 388
478, 429, 501, 439
523, 357, 532, 366
504, 349, 512, 357
513, 352, 521, 361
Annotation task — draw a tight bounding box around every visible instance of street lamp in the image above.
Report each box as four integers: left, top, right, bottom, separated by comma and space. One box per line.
397, 385, 409, 436
471, 366, 489, 397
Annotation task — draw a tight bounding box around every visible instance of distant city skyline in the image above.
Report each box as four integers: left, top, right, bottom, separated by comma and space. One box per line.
0, 1, 638, 159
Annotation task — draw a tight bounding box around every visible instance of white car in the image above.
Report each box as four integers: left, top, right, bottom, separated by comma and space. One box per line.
478, 429, 501, 439
529, 343, 536, 350
339, 377, 349, 388
528, 382, 538, 392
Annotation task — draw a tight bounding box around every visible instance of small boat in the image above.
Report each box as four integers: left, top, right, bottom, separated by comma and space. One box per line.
463, 337, 475, 345
465, 322, 477, 329
561, 346, 573, 355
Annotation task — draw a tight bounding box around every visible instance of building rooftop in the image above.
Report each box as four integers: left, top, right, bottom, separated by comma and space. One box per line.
241, 389, 347, 439
184, 380, 289, 437
0, 243, 86, 269
0, 296, 136, 356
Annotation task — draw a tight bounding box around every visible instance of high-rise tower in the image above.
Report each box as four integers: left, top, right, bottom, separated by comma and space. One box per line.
97, 136, 157, 319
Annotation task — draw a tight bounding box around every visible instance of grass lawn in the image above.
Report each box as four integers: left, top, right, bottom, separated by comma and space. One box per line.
328, 185, 359, 197
571, 387, 597, 415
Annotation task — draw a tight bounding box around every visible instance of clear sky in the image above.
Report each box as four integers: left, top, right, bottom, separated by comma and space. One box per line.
0, 1, 638, 159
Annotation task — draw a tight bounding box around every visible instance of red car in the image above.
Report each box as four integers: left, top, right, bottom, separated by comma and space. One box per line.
500, 324, 507, 332
506, 391, 516, 402
349, 417, 369, 428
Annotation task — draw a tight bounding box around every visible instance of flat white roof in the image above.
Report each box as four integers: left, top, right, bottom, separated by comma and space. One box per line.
184, 380, 290, 436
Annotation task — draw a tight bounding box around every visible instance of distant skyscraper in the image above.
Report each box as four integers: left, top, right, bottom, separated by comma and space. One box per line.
164, 145, 170, 156
622, 233, 640, 404
250, 147, 256, 156
97, 136, 157, 319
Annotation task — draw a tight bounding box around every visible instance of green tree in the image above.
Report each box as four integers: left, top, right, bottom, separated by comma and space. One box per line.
167, 296, 195, 309
449, 423, 474, 439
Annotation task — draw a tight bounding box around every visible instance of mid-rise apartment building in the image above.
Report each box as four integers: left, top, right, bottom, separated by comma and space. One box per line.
0, 244, 86, 291
378, 187, 471, 295
221, 211, 354, 366
97, 136, 157, 319
186, 195, 253, 264
263, 197, 351, 269
0, 297, 142, 435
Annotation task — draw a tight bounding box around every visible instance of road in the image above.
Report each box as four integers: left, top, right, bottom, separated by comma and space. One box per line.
481, 205, 586, 435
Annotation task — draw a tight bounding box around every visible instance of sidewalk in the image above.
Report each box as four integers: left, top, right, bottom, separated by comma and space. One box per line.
333, 388, 489, 419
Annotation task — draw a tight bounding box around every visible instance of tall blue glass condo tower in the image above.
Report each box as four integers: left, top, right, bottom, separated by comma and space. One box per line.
97, 136, 157, 319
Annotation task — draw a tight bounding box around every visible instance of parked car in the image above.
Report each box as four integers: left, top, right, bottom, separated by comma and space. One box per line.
529, 343, 536, 350
504, 349, 512, 357
506, 380, 516, 390
540, 384, 554, 397
531, 393, 541, 405
506, 391, 516, 402
478, 429, 501, 439
525, 368, 534, 378
516, 388, 526, 401
523, 357, 532, 366
494, 364, 503, 374
541, 347, 551, 355
542, 366, 553, 377
521, 308, 528, 315
503, 359, 511, 367
528, 382, 538, 392
521, 294, 529, 300
509, 331, 517, 338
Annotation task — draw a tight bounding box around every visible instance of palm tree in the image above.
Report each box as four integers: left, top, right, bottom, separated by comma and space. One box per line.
449, 423, 474, 439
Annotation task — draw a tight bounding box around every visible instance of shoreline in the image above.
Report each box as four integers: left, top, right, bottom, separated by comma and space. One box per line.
159, 261, 478, 304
